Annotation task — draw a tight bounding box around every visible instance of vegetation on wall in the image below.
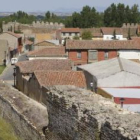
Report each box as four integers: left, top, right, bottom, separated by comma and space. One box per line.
0, 117, 20, 140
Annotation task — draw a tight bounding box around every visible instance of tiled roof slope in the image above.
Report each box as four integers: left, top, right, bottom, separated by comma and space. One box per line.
16, 59, 72, 73
61, 28, 80, 33
27, 47, 66, 57
66, 40, 140, 50
34, 71, 87, 88
101, 27, 123, 35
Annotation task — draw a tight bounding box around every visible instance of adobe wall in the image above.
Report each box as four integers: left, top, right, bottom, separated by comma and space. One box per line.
0, 82, 48, 140
42, 86, 140, 140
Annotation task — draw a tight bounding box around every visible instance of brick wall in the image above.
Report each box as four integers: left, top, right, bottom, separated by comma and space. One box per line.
68, 50, 88, 65
98, 50, 118, 61
109, 50, 118, 59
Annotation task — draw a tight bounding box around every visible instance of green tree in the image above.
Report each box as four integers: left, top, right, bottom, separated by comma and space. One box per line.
127, 28, 131, 40
81, 30, 92, 40
104, 3, 140, 27
45, 11, 51, 19
112, 29, 117, 40
130, 4, 140, 23
73, 35, 80, 40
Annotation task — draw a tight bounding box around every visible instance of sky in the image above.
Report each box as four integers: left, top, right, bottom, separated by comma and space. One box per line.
0, 0, 140, 12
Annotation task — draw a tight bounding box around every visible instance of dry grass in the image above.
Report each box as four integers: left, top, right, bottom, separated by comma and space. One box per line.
0, 117, 20, 140
0, 65, 5, 74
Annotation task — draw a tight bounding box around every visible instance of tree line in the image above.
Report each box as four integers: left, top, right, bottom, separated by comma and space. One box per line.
0, 3, 140, 29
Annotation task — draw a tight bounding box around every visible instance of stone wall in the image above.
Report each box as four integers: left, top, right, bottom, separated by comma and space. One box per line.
2, 21, 65, 34
0, 82, 48, 140
41, 86, 140, 140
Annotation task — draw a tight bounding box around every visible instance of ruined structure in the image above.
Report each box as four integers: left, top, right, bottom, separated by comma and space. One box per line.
42, 86, 140, 140
1, 81, 140, 140
0, 82, 48, 140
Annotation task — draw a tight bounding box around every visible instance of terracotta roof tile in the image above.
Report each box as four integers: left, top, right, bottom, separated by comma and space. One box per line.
61, 28, 80, 33
16, 59, 72, 73
101, 27, 123, 35
66, 40, 140, 50
34, 71, 87, 88
27, 47, 66, 57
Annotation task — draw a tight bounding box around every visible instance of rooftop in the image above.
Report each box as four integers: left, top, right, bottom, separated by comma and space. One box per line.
66, 39, 140, 50
16, 59, 72, 73
61, 28, 80, 33
101, 27, 123, 35
27, 47, 66, 57
34, 71, 87, 88
78, 57, 140, 87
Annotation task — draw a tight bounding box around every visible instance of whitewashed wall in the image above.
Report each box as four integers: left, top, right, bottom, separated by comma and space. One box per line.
119, 50, 140, 60
103, 35, 126, 40
28, 57, 67, 61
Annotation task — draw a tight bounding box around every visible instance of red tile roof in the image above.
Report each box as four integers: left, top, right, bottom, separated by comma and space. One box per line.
101, 27, 123, 35
34, 71, 87, 88
16, 59, 72, 73
66, 40, 140, 50
61, 28, 80, 33
27, 47, 66, 57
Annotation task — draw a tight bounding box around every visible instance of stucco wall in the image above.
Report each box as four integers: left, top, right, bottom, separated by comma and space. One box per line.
119, 50, 140, 60
0, 33, 18, 49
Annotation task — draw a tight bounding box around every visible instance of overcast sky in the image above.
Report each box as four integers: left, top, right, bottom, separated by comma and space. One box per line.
0, 0, 140, 12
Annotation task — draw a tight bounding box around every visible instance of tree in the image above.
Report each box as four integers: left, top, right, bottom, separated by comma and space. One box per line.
127, 28, 131, 40
73, 36, 80, 40
45, 11, 51, 19
112, 29, 117, 40
81, 30, 92, 40
104, 3, 140, 27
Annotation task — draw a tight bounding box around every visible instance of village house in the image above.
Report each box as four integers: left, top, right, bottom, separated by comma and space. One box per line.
101, 27, 127, 40
0, 40, 9, 65
56, 28, 80, 44
15, 59, 73, 93
0, 32, 22, 58
27, 46, 67, 60
77, 57, 140, 112
24, 71, 87, 101
66, 39, 140, 65
33, 40, 59, 51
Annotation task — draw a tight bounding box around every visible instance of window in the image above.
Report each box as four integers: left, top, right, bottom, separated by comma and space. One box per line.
69, 33, 71, 36
88, 50, 97, 60
77, 51, 81, 59
104, 51, 108, 59
63, 33, 65, 36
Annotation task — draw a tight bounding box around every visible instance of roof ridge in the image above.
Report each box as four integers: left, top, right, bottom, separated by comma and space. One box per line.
117, 57, 124, 71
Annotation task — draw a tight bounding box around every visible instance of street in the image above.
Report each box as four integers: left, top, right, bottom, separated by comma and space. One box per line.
0, 53, 28, 86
